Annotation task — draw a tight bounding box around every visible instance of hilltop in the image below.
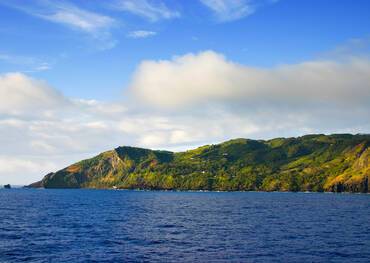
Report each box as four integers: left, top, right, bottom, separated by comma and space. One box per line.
30, 134, 370, 192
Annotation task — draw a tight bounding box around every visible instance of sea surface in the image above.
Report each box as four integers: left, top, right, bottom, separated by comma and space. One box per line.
0, 189, 369, 262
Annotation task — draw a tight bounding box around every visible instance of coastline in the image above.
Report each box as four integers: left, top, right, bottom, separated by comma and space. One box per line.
19, 187, 370, 194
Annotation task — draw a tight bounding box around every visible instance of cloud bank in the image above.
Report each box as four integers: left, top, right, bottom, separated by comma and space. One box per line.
1, 50, 370, 184
129, 50, 370, 109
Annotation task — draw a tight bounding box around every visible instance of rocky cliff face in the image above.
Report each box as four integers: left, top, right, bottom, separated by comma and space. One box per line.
41, 150, 128, 188
324, 142, 369, 192
31, 134, 370, 192
40, 147, 173, 189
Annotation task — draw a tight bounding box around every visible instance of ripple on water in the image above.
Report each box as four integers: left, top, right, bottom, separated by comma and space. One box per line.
0, 189, 370, 262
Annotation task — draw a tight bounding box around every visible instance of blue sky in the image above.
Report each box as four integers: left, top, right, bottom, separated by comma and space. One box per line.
1, 0, 369, 100
1, 0, 370, 184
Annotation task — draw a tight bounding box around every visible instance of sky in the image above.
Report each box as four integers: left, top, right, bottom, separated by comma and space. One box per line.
0, 0, 370, 184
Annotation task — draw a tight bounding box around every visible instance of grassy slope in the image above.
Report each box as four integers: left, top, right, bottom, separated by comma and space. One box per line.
35, 134, 370, 192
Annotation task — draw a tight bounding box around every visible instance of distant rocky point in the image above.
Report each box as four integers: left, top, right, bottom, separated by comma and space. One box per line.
29, 134, 370, 193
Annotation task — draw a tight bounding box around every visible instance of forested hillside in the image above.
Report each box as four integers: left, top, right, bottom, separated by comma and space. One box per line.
30, 134, 370, 192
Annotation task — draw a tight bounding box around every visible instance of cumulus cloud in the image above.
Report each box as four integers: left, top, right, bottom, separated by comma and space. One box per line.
129, 50, 370, 109
112, 0, 180, 22
0, 73, 67, 116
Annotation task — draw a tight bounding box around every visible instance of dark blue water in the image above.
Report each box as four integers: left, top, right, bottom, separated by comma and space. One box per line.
0, 189, 369, 262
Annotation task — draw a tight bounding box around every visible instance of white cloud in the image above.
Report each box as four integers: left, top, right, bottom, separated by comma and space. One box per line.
40, 4, 114, 33
0, 73, 67, 115
129, 50, 370, 109
0, 156, 57, 177
113, 0, 180, 22
199, 0, 277, 22
0, 53, 51, 72
0, 155, 84, 185
127, 30, 157, 39
3, 1, 117, 50
33, 63, 51, 71
200, 0, 255, 21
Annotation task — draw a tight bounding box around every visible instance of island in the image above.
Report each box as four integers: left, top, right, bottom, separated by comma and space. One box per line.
29, 134, 369, 193
3, 184, 11, 189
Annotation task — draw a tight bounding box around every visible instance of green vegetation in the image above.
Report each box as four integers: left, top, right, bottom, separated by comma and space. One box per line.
31, 134, 370, 193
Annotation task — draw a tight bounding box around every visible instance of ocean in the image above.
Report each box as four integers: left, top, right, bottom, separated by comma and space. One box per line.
0, 189, 369, 262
